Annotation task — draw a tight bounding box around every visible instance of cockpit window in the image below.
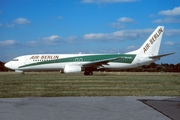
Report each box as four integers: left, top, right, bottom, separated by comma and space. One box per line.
13, 58, 19, 61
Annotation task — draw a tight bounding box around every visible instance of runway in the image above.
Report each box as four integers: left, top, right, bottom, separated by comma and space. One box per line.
0, 97, 179, 120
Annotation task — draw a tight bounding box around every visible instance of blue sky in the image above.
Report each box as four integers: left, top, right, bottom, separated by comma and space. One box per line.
0, 0, 180, 64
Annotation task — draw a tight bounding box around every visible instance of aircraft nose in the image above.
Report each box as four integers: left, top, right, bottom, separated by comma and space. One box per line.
4, 62, 12, 69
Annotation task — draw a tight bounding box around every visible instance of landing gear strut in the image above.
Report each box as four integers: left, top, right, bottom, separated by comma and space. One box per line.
21, 72, 25, 75
84, 71, 93, 75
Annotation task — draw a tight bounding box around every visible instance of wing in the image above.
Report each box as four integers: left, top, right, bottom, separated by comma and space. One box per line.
149, 52, 175, 59
81, 57, 120, 69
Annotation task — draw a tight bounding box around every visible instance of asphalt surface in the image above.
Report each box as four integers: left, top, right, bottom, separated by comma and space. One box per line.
0, 97, 179, 120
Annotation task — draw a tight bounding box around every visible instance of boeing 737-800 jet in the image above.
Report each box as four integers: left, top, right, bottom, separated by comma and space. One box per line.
5, 26, 174, 75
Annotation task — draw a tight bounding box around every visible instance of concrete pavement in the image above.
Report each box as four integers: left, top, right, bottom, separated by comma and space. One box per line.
0, 97, 179, 120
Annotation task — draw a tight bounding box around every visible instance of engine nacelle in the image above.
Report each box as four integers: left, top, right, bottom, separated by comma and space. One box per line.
63, 65, 82, 73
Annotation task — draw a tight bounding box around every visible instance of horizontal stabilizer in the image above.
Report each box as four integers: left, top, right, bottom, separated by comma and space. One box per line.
149, 52, 175, 59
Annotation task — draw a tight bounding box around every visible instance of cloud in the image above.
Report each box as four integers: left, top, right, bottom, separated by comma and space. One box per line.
149, 14, 156, 18
84, 33, 107, 40
109, 17, 135, 28
153, 18, 180, 23
159, 6, 180, 16
164, 29, 180, 36
32, 35, 62, 46
165, 41, 175, 45
117, 17, 134, 22
42, 35, 60, 42
26, 40, 38, 47
66, 36, 77, 43
3, 27, 180, 51
26, 35, 61, 46
6, 23, 15, 28
27, 35, 78, 46
83, 28, 180, 41
84, 28, 153, 41
126, 46, 136, 50
13, 17, 31, 24
153, 7, 180, 24
37, 35, 61, 46
0, 40, 16, 47
109, 22, 125, 29
3, 17, 31, 28
82, 0, 136, 4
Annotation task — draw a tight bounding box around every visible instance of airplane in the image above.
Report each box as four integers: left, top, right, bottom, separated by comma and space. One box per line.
5, 26, 175, 75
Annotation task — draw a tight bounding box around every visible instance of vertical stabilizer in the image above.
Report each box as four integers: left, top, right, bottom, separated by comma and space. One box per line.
127, 26, 164, 56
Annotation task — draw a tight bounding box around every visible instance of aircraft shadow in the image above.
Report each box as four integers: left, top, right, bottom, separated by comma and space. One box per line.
138, 97, 180, 120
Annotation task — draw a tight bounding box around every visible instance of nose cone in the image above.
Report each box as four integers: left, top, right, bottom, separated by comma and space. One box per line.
4, 62, 11, 69
5, 61, 18, 70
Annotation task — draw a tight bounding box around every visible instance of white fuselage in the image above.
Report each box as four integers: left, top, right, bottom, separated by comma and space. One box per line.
5, 53, 157, 72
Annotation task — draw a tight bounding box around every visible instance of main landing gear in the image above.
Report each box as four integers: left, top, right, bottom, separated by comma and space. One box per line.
84, 71, 93, 75
21, 72, 25, 75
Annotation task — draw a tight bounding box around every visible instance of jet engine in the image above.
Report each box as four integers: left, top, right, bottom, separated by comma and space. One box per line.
63, 65, 82, 73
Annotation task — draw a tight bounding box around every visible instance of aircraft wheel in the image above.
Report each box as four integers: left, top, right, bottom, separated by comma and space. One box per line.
84, 71, 93, 75
84, 71, 88, 75
89, 71, 93, 75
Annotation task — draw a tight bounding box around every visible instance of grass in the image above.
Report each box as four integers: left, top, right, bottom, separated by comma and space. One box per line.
0, 72, 180, 98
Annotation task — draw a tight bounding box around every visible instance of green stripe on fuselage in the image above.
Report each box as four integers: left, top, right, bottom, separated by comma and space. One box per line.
19, 54, 136, 68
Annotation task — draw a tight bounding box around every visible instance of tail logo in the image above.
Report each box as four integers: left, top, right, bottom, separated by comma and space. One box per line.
143, 27, 163, 53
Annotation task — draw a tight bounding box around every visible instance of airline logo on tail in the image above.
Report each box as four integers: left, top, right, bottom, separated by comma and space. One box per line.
143, 27, 163, 53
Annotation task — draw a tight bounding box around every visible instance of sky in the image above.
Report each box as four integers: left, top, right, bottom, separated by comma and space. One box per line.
0, 0, 180, 64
